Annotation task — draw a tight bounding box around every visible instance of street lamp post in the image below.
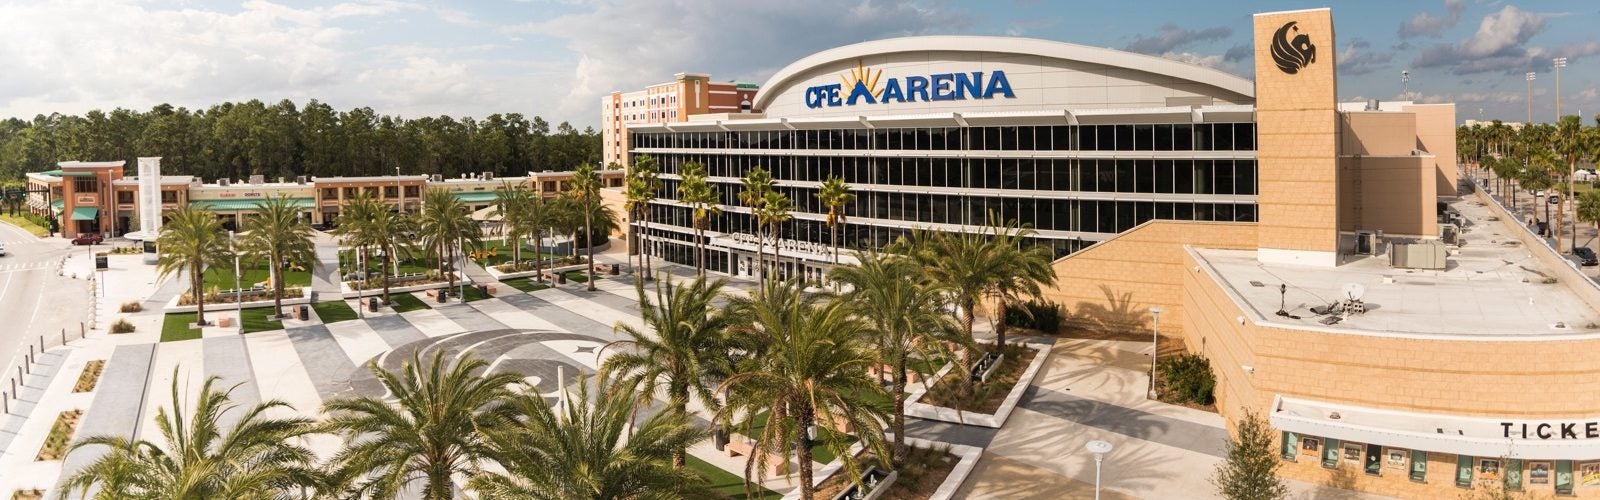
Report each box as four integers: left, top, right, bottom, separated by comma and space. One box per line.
230, 230, 242, 332
1085, 440, 1113, 500
1401, 70, 1409, 96
1148, 306, 1163, 400
1557, 57, 1576, 253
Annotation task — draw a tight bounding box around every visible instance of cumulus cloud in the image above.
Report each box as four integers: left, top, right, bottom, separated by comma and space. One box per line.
511, 0, 973, 121
1408, 5, 1590, 75
1123, 24, 1232, 55
1158, 52, 1226, 70
1398, 0, 1466, 39
1223, 43, 1252, 63
1338, 38, 1394, 76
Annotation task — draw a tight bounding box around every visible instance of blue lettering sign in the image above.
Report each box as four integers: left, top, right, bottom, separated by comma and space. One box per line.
803, 70, 1015, 108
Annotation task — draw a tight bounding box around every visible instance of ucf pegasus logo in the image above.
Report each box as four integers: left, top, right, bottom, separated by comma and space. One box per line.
1270, 21, 1316, 74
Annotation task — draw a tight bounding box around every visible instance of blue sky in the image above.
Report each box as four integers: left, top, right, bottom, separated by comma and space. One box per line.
1, 1, 1595, 128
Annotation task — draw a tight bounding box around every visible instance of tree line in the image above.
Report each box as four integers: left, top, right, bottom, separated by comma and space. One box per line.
0, 99, 602, 182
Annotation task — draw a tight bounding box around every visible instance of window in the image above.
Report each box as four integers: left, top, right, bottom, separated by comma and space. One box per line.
343, 187, 358, 199
404, 186, 420, 197
1456, 455, 1473, 488
323, 188, 338, 199
1556, 460, 1574, 495
116, 191, 133, 204
1364, 444, 1382, 476
1320, 438, 1340, 468
74, 177, 97, 193
1409, 450, 1427, 482
161, 191, 178, 204
384, 186, 398, 198
1506, 459, 1522, 491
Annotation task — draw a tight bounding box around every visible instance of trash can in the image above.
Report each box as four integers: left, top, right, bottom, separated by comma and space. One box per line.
368, 297, 379, 312
477, 284, 488, 295
557, 273, 567, 285
297, 305, 309, 321
437, 290, 447, 303
609, 265, 619, 276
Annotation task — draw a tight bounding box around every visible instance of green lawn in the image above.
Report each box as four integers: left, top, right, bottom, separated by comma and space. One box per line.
312, 300, 359, 324
161, 312, 201, 342
0, 215, 49, 237
202, 262, 312, 290
687, 455, 782, 500
563, 270, 590, 283
735, 411, 857, 466
239, 307, 284, 333
500, 277, 551, 293
475, 240, 562, 266
462, 285, 491, 302
389, 293, 431, 313
339, 250, 437, 277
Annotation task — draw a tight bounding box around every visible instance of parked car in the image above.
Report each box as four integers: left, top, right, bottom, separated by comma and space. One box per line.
70, 233, 102, 245
1575, 247, 1599, 267
0, 242, 7, 256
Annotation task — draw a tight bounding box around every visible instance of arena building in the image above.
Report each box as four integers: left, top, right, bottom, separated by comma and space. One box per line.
610, 7, 1600, 497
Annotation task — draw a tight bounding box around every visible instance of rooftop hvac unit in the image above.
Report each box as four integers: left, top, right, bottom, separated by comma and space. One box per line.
483, 171, 494, 181
248, 175, 264, 185
1389, 241, 1448, 270
1440, 223, 1460, 246
217, 178, 230, 186
1355, 231, 1379, 255
430, 174, 443, 182
295, 176, 307, 185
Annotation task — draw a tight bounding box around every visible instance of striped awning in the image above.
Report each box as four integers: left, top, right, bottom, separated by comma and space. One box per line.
70, 207, 98, 220
453, 192, 499, 203
189, 197, 315, 212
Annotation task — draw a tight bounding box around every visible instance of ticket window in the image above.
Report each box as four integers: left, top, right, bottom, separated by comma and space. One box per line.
1364, 444, 1382, 476
1506, 459, 1523, 491
1556, 460, 1574, 495
1280, 432, 1298, 461
1409, 450, 1427, 482
1320, 438, 1340, 468
1456, 455, 1474, 488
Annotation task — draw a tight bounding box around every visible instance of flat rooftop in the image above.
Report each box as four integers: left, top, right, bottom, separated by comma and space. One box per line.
1196, 197, 1600, 337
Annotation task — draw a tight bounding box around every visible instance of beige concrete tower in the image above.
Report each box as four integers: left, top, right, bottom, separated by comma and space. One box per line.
1253, 8, 1340, 266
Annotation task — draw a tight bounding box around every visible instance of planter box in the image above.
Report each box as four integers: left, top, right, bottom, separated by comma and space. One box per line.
902, 341, 1053, 428
163, 287, 311, 313
781, 441, 866, 500
485, 262, 588, 281
339, 273, 466, 299
897, 436, 984, 500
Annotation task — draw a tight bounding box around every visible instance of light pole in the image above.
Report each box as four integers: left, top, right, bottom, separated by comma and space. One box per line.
1148, 306, 1163, 400
1556, 58, 1567, 120
1527, 72, 1536, 125
230, 230, 242, 332
1557, 57, 1575, 253
1401, 70, 1409, 96
1086, 440, 1113, 500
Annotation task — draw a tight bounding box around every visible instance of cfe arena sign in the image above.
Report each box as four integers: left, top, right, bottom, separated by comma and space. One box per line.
804, 61, 1015, 109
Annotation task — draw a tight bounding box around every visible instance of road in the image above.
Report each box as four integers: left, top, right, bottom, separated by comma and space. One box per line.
0, 222, 88, 388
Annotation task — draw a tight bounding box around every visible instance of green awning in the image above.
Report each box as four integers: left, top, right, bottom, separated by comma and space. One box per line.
453, 192, 499, 203
50, 200, 63, 213
189, 197, 315, 212
70, 207, 98, 220
37, 169, 95, 177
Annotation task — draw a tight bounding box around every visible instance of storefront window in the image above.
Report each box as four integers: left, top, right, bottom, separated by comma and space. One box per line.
1321, 438, 1340, 468
1506, 459, 1523, 491
1364, 444, 1382, 476
1456, 455, 1474, 488
1409, 450, 1427, 482
1556, 460, 1574, 495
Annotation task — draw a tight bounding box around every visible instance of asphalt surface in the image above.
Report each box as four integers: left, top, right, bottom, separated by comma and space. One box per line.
0, 222, 89, 390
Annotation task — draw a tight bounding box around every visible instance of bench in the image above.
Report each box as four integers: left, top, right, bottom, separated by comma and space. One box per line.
724, 434, 786, 477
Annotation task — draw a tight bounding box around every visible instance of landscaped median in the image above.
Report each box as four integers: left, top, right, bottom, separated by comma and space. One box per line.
807, 436, 983, 500
483, 255, 590, 281
0, 213, 50, 237
902, 341, 1054, 428
162, 285, 311, 314
159, 307, 291, 341
339, 271, 466, 299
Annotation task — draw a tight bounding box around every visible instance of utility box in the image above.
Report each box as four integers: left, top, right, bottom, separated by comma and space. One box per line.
1390, 241, 1448, 270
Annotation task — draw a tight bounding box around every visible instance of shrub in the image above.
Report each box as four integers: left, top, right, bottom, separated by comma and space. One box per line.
119, 301, 143, 313
1003, 299, 1063, 334
110, 318, 136, 334
1159, 353, 1216, 405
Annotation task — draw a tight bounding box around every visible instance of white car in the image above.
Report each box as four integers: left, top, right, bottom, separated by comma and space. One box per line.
0, 242, 7, 256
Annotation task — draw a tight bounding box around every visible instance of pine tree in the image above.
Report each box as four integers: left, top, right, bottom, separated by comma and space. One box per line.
1212, 410, 1289, 500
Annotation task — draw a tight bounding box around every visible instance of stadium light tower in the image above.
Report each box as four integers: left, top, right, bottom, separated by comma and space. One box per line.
1555, 58, 1568, 120
1527, 72, 1537, 124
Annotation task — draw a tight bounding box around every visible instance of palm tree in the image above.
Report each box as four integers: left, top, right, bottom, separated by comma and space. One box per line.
569, 163, 603, 291
677, 161, 721, 276
815, 176, 854, 265
828, 251, 965, 465
493, 181, 536, 266
526, 186, 553, 282
893, 224, 1009, 353
739, 167, 774, 282
60, 370, 323, 499
624, 156, 660, 283
240, 194, 317, 318
323, 352, 523, 499
985, 219, 1059, 348
333, 194, 383, 298
417, 188, 480, 301
1557, 115, 1585, 251
156, 204, 232, 326
753, 191, 792, 284
468, 375, 715, 499
717, 279, 890, 500
1579, 190, 1600, 274
601, 275, 732, 467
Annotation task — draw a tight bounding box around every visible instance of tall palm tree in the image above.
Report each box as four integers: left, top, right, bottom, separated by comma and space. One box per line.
526, 186, 553, 282
623, 156, 660, 283
893, 223, 1009, 353
323, 352, 523, 499
468, 375, 715, 500
417, 188, 480, 301
753, 190, 792, 285
240, 194, 317, 318
548, 195, 583, 259
985, 219, 1059, 348
601, 275, 732, 467
828, 251, 965, 465
493, 181, 536, 266
569, 163, 603, 291
333, 194, 383, 297
156, 204, 232, 326
739, 167, 774, 282
60, 371, 323, 499
815, 176, 854, 265
1556, 115, 1584, 251
718, 279, 890, 500
1579, 190, 1600, 275
677, 161, 721, 276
